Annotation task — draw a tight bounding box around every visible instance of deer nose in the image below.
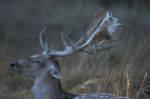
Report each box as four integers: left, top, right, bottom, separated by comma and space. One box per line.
10, 61, 16, 71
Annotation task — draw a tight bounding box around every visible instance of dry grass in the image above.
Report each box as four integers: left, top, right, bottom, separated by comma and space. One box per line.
0, 60, 146, 99
0, 53, 149, 99
0, 0, 150, 99
69, 64, 145, 99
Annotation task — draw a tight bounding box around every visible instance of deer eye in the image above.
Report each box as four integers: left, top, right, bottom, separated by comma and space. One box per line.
31, 60, 41, 64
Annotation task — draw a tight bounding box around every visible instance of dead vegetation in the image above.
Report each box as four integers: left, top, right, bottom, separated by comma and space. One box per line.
0, 0, 150, 99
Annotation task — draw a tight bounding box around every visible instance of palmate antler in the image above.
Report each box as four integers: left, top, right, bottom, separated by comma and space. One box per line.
40, 10, 122, 57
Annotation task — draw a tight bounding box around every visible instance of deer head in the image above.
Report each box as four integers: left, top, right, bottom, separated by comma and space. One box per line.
10, 28, 61, 79
10, 11, 121, 80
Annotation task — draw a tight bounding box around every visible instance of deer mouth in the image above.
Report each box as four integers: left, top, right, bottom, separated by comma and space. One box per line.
11, 66, 22, 73
12, 68, 22, 72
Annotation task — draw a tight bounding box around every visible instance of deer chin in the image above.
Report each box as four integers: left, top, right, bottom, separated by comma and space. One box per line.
19, 71, 36, 79
11, 67, 22, 73
11, 67, 35, 78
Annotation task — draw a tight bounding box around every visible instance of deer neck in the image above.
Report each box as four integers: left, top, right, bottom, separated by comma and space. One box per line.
31, 72, 61, 99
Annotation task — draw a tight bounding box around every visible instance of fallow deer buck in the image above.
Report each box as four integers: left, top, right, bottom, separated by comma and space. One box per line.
10, 10, 127, 99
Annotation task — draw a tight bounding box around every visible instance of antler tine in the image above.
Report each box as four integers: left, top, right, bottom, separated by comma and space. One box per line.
49, 11, 121, 57
107, 11, 122, 35
39, 28, 48, 51
61, 33, 74, 49
61, 33, 68, 48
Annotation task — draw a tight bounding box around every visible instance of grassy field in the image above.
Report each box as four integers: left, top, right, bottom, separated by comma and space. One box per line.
0, 0, 150, 99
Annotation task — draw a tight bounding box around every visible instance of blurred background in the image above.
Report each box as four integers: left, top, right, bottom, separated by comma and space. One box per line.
0, 0, 150, 99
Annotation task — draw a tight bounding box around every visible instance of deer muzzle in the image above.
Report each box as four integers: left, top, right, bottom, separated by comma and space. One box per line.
10, 61, 22, 72
10, 61, 17, 71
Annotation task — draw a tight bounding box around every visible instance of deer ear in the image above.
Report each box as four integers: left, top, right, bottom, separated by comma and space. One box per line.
48, 64, 61, 79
